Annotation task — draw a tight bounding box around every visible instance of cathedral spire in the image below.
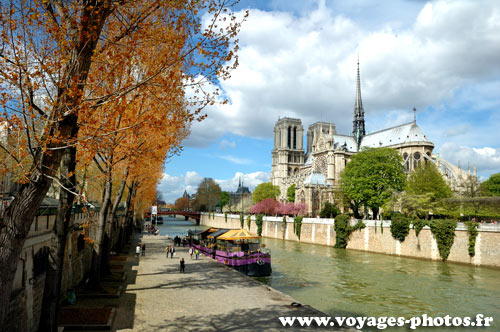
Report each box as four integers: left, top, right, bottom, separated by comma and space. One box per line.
353, 55, 366, 145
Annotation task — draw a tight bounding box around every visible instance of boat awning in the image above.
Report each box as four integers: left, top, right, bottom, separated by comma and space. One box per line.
189, 228, 218, 236
217, 229, 260, 241
207, 229, 230, 239
197, 228, 219, 238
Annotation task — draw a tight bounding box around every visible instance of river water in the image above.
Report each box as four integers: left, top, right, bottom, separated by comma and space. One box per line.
157, 218, 500, 331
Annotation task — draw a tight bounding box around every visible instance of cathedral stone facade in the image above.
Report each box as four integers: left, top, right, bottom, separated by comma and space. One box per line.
270, 61, 473, 216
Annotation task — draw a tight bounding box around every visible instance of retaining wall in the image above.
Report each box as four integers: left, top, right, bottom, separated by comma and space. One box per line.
200, 213, 500, 268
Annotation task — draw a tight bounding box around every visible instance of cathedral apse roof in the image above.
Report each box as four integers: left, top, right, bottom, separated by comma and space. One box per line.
332, 135, 358, 152
360, 122, 433, 149
303, 122, 431, 159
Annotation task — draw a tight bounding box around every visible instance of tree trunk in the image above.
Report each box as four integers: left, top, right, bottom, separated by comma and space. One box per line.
123, 180, 138, 242
110, 167, 129, 227
109, 168, 129, 251
91, 162, 113, 283
350, 201, 362, 219
0, 4, 111, 326
39, 146, 77, 332
0, 167, 54, 330
124, 181, 137, 227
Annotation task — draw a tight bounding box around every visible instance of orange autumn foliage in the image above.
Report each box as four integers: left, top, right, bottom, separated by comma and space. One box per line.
0, 0, 246, 326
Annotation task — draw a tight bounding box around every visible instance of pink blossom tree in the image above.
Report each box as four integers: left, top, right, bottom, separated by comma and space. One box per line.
250, 199, 308, 216
249, 198, 280, 215
293, 202, 308, 216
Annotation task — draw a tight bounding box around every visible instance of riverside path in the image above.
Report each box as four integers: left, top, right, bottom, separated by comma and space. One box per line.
117, 234, 358, 332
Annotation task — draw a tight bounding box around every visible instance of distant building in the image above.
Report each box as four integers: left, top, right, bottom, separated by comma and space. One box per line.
229, 178, 251, 205
222, 178, 252, 213
270, 60, 476, 216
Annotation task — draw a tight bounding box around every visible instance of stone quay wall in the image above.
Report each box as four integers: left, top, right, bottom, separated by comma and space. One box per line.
200, 213, 500, 268
6, 210, 131, 332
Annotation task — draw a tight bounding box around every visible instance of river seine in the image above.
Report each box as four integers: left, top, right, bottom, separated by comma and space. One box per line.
157, 218, 500, 331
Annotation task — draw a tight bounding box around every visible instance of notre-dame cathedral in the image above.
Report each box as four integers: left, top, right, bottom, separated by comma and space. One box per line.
270, 60, 476, 216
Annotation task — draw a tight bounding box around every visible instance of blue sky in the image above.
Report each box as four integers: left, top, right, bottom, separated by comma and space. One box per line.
158, 0, 500, 203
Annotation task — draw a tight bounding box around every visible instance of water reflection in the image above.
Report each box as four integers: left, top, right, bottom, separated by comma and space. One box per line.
259, 238, 500, 332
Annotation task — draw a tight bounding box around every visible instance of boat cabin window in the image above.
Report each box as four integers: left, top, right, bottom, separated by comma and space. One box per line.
216, 239, 260, 252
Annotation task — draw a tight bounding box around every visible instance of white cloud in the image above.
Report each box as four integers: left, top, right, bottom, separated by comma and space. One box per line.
443, 124, 469, 138
184, 0, 500, 150
157, 173, 202, 203
219, 139, 236, 150
158, 171, 270, 203
185, 171, 203, 186
215, 171, 270, 192
218, 155, 252, 165
438, 143, 500, 176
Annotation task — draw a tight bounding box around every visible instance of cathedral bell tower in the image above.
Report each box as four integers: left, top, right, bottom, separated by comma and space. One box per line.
353, 57, 366, 146
270, 118, 304, 190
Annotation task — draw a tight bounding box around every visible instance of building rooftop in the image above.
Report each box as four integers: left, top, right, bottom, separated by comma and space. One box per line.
360, 122, 433, 149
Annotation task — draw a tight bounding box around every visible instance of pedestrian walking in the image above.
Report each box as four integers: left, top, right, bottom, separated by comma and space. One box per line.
165, 246, 170, 259
135, 244, 141, 257
180, 258, 185, 273
195, 248, 199, 260
170, 246, 176, 258
188, 247, 194, 259
141, 243, 146, 256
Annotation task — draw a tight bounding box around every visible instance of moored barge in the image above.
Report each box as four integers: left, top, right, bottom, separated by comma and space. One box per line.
188, 228, 271, 277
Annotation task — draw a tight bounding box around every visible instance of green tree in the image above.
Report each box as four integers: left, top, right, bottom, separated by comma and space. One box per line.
287, 184, 296, 202
479, 172, 500, 196
320, 202, 340, 218
193, 178, 221, 212
463, 174, 481, 198
253, 182, 280, 203
219, 191, 231, 209
340, 148, 406, 219
406, 162, 452, 200
439, 196, 500, 220
389, 192, 435, 219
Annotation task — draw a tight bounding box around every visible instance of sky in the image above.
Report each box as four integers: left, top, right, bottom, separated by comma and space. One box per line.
158, 0, 500, 204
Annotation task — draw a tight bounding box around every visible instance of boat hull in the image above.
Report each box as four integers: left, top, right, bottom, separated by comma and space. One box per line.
191, 244, 272, 277
246, 262, 272, 277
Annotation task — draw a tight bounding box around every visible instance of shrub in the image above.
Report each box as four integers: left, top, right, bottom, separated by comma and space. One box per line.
282, 216, 287, 239
240, 213, 244, 229
390, 215, 411, 242
334, 214, 365, 248
255, 214, 264, 236
429, 219, 457, 261
413, 219, 427, 237
465, 221, 478, 257
293, 216, 303, 240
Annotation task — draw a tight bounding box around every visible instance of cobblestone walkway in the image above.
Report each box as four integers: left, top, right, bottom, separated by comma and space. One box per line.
115, 234, 358, 332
